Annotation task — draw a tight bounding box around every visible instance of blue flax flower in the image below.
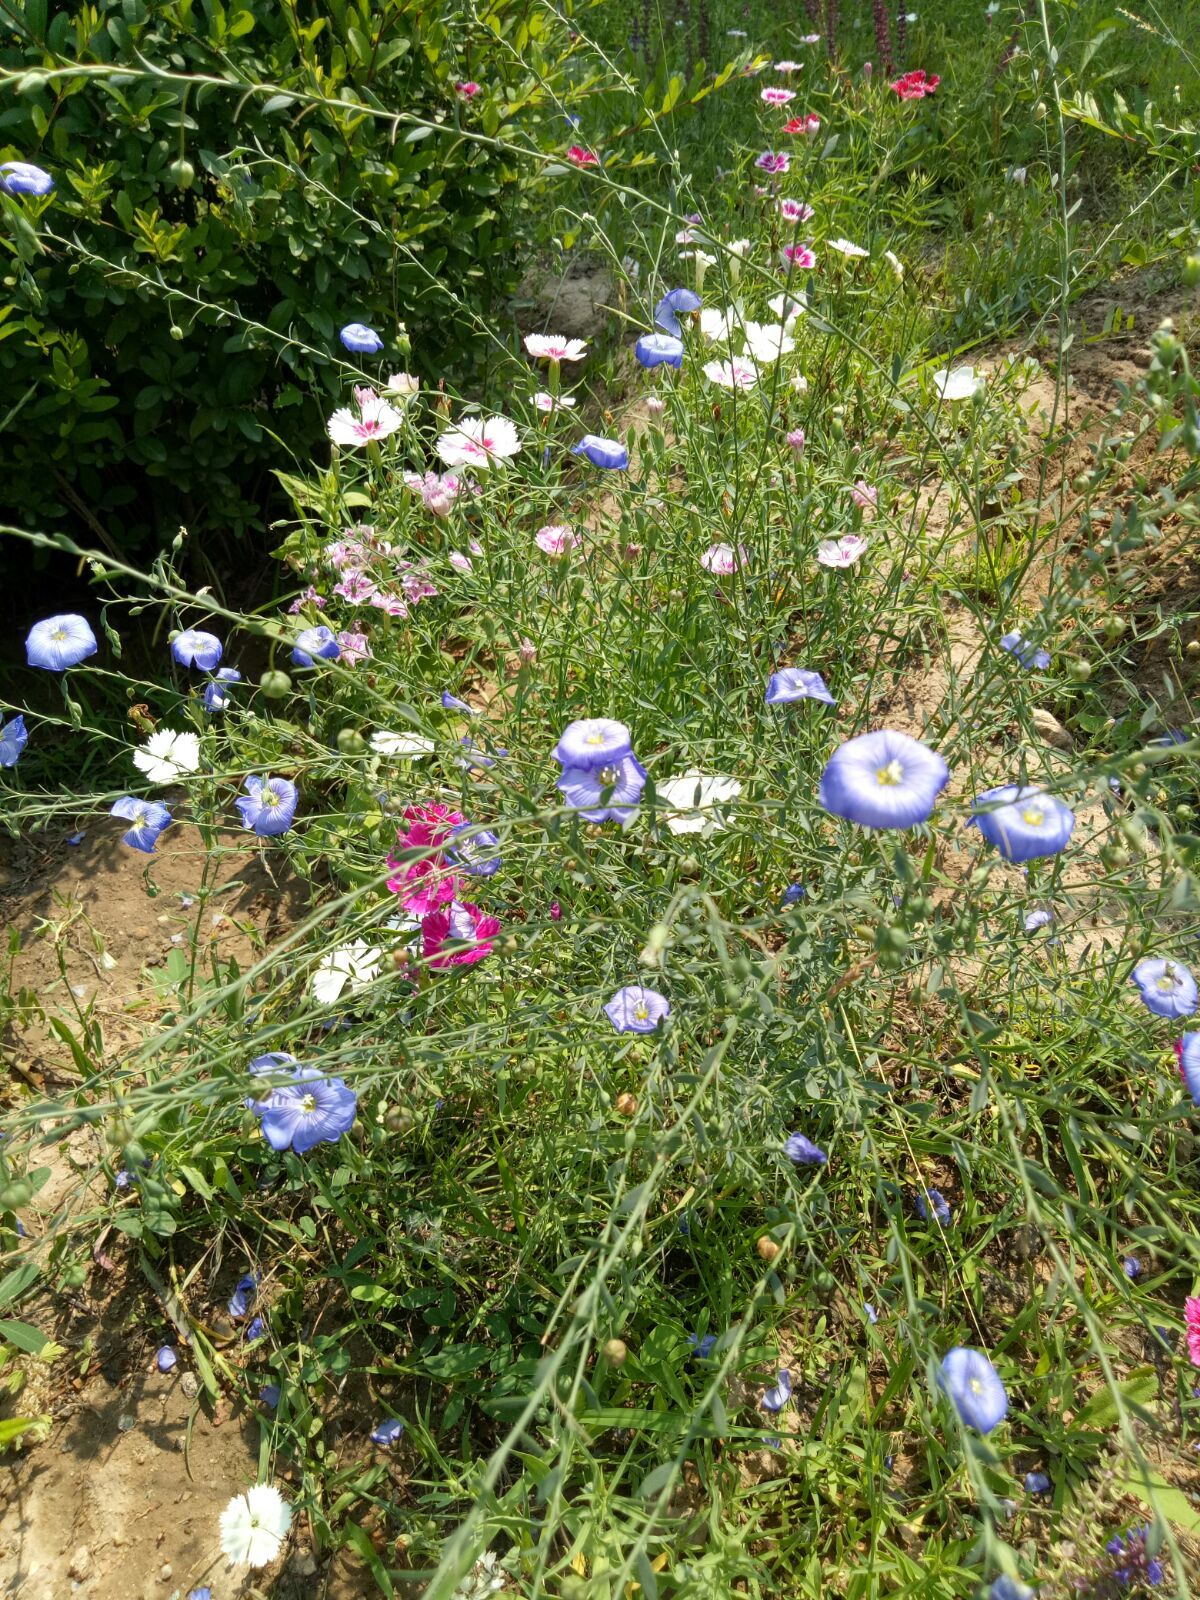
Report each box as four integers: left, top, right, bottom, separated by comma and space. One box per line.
864, 1302, 879, 1324
156, 1346, 177, 1373
171, 629, 223, 670
635, 332, 684, 369
989, 1581, 1034, 1600
237, 776, 298, 837
819, 729, 950, 829
26, 614, 98, 671
292, 625, 340, 666
442, 690, 477, 715
558, 753, 646, 823
1024, 908, 1053, 932
687, 1333, 716, 1359
782, 883, 805, 905
188, 1590, 213, 1600
784, 1132, 827, 1166
553, 718, 633, 769
340, 322, 383, 354
0, 714, 28, 767
0, 160, 54, 196
1178, 1034, 1200, 1105
245, 1315, 266, 1342
110, 796, 172, 853
760, 1369, 792, 1413
447, 823, 502, 877
1000, 630, 1050, 670
253, 1064, 357, 1154
204, 667, 241, 712
1024, 1470, 1051, 1494
939, 1346, 1007, 1433
1131, 956, 1197, 1019
604, 985, 670, 1033
916, 1188, 951, 1225
766, 668, 836, 707
572, 434, 628, 469
1123, 1256, 1141, 1280
655, 287, 702, 337
259, 1383, 281, 1409
370, 1417, 404, 1446
969, 785, 1075, 862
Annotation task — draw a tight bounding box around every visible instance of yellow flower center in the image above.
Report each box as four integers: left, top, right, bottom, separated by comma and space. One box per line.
301, 1093, 317, 1113
969, 1378, 982, 1394
634, 1002, 649, 1020
1021, 806, 1044, 826
52, 627, 67, 642
586, 731, 606, 745
1157, 969, 1177, 991
599, 764, 620, 787
876, 759, 903, 787
263, 790, 279, 807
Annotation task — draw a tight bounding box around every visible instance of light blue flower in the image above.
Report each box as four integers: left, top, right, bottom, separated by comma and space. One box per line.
990, 1579, 1034, 1600
228, 1273, 259, 1319
687, 1332, 716, 1359
26, 614, 98, 671
1124, 1256, 1141, 1280
1131, 957, 1197, 1019
864, 1302, 879, 1324
171, 629, 223, 670
0, 714, 28, 768
819, 729, 949, 829
604, 985, 670, 1033
558, 753, 646, 822
572, 434, 628, 469
0, 160, 54, 196
969, 785, 1075, 862
370, 1417, 405, 1446
237, 776, 298, 836
253, 1064, 357, 1153
784, 1132, 827, 1165
782, 883, 805, 905
760, 1369, 792, 1413
655, 287, 702, 336
1024, 908, 1053, 932
110, 796, 172, 853
292, 626, 340, 667
204, 667, 241, 712
939, 1346, 1007, 1433
156, 1346, 177, 1373
766, 668, 836, 707
447, 823, 502, 877
1178, 1034, 1200, 1105
245, 1315, 266, 1342
259, 1383, 281, 1409
1000, 630, 1050, 670
442, 690, 478, 715
1024, 1470, 1050, 1494
635, 332, 684, 369
340, 322, 383, 354
916, 1187, 951, 1225
553, 718, 633, 769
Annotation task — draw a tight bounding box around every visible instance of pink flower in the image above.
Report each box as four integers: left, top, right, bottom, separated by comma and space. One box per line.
327, 392, 404, 448
533, 391, 577, 412
851, 479, 878, 509
288, 585, 326, 614
535, 523, 579, 556
645, 396, 665, 416
550, 900, 562, 921
455, 80, 481, 97
403, 470, 461, 516
1187, 1297, 1200, 1368
325, 538, 369, 570
703, 357, 758, 390
369, 593, 410, 618
783, 114, 821, 135
761, 87, 795, 106
773, 59, 803, 74
755, 151, 790, 175
336, 630, 372, 664
437, 415, 520, 470
387, 804, 465, 916
780, 198, 814, 224
449, 551, 473, 573
817, 534, 869, 568
567, 144, 599, 167
786, 428, 806, 457
422, 901, 501, 968
701, 542, 747, 575
782, 244, 816, 269
333, 572, 378, 604
891, 68, 940, 100
399, 568, 439, 604
518, 638, 537, 664
524, 334, 588, 363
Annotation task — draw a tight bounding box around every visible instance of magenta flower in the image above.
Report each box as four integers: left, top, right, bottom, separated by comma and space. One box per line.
287, 585, 326, 614
701, 542, 747, 575
783, 114, 821, 134
782, 244, 816, 269
780, 198, 814, 225
851, 480, 878, 509
755, 151, 790, 175
817, 534, 869, 568
786, 428, 806, 456
891, 68, 940, 100
455, 80, 481, 97
567, 144, 599, 167
422, 901, 500, 968
761, 87, 796, 106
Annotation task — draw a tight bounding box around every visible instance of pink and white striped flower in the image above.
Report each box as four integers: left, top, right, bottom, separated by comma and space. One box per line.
523, 334, 588, 363
701, 542, 747, 575
532, 391, 577, 412
333, 572, 379, 604
782, 244, 817, 269
703, 357, 758, 390
437, 415, 521, 470
780, 198, 814, 225
403, 470, 462, 517
761, 87, 796, 106
817, 534, 869, 568
327, 392, 404, 448
851, 480, 878, 509
535, 524, 579, 556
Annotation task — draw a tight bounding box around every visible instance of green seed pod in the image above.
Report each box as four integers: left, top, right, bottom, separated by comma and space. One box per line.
1066, 658, 1092, 683
168, 158, 195, 190
336, 727, 367, 756
259, 669, 292, 699
602, 1338, 628, 1366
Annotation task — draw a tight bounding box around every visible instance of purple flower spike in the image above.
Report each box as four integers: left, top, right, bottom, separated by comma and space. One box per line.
604, 986, 670, 1033
819, 729, 950, 829
766, 668, 836, 707
939, 1347, 1007, 1433
969, 785, 1075, 863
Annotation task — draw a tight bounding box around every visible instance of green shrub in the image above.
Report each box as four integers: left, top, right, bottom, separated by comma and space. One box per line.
0, 0, 573, 555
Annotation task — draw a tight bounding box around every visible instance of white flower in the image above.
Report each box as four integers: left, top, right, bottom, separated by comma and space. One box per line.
768, 291, 808, 325
327, 393, 404, 447
699, 306, 737, 343
774, 59, 803, 72
679, 248, 716, 267
931, 365, 984, 402
657, 770, 743, 835
703, 357, 758, 390
437, 415, 521, 470
383, 371, 420, 401
452, 1550, 508, 1598
532, 391, 577, 412
883, 249, 904, 279
725, 238, 751, 258
132, 729, 201, 785
742, 320, 795, 362
828, 237, 869, 259
523, 334, 588, 362
370, 731, 435, 758
311, 940, 383, 1005
791, 372, 809, 395
219, 1484, 292, 1568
